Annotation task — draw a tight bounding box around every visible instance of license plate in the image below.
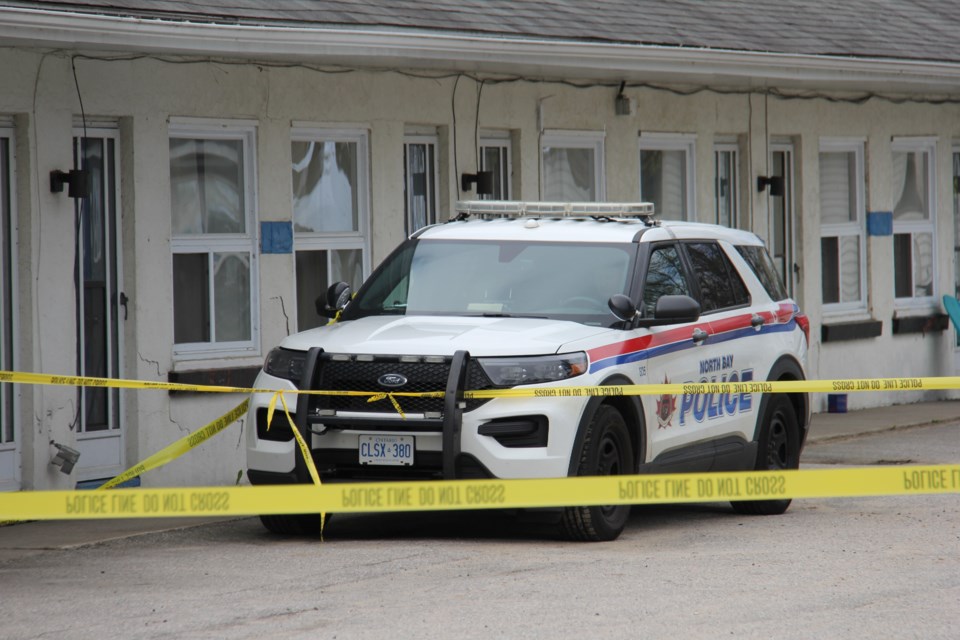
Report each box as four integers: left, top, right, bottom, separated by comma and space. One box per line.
358, 434, 414, 466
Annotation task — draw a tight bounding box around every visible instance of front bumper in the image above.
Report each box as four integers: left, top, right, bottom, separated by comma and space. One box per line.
246, 348, 588, 483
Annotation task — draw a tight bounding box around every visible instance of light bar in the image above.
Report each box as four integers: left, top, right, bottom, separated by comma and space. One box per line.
455, 200, 655, 218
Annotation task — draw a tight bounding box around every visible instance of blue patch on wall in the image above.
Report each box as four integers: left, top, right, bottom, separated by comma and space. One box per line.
867, 211, 893, 236
260, 221, 293, 254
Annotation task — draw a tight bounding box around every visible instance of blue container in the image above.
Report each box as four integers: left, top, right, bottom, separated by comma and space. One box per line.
827, 393, 847, 414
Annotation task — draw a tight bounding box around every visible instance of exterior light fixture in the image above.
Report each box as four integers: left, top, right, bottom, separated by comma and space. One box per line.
50, 169, 91, 198
50, 441, 81, 474
614, 81, 633, 116
461, 171, 495, 195
756, 175, 785, 196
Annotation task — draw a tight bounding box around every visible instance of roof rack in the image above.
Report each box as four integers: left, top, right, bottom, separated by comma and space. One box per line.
454, 200, 656, 219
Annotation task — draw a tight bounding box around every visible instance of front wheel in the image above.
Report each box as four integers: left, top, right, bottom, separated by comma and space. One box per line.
562, 405, 634, 541
732, 394, 800, 516
259, 513, 327, 536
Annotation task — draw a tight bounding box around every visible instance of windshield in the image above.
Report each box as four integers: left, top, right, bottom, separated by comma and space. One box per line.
342, 239, 637, 326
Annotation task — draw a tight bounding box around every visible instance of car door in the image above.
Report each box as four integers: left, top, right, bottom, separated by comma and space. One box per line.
636, 241, 712, 466
676, 240, 763, 468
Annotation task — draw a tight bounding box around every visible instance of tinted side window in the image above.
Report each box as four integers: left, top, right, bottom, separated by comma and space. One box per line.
685, 242, 749, 313
736, 245, 789, 301
642, 244, 693, 316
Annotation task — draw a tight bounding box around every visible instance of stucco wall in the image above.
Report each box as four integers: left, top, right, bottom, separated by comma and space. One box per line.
1, 47, 959, 488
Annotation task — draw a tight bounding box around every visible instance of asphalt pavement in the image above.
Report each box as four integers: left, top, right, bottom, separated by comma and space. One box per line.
2, 399, 959, 554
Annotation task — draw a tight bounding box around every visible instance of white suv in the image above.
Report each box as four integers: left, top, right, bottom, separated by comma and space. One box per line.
247, 201, 810, 541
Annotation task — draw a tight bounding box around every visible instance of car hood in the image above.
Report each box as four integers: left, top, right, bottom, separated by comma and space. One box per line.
278, 315, 611, 357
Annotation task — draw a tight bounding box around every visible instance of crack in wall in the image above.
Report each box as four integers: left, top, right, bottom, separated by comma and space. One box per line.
271, 295, 291, 336
138, 351, 164, 377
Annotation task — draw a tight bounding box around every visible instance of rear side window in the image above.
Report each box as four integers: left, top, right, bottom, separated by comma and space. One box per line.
736, 245, 789, 301
684, 242, 750, 313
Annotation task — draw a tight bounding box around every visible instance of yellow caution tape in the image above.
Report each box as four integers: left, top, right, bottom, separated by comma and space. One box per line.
1, 465, 956, 521
97, 400, 250, 490
2, 369, 959, 400
267, 392, 321, 486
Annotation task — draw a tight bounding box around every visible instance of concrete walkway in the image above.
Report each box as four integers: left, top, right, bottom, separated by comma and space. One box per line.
2, 399, 959, 554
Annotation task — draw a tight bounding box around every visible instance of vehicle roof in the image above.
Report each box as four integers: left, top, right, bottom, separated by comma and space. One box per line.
416, 217, 765, 245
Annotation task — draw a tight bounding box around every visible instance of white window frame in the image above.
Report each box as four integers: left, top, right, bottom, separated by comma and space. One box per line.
404, 131, 440, 235
540, 130, 606, 202
479, 129, 512, 201
0, 122, 19, 490
714, 142, 740, 228
639, 133, 697, 221
291, 125, 371, 331
819, 137, 867, 315
891, 136, 938, 309
169, 118, 260, 359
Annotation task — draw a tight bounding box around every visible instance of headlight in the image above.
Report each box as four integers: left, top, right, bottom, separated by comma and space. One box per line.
477, 352, 588, 387
263, 348, 307, 386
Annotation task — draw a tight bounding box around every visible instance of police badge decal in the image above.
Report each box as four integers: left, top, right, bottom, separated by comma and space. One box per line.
656, 375, 677, 429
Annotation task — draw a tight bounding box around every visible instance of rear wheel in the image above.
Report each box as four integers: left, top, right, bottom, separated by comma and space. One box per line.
562, 405, 634, 541
732, 394, 800, 516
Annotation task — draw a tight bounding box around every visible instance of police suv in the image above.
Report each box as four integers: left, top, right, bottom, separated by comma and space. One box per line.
247, 201, 810, 541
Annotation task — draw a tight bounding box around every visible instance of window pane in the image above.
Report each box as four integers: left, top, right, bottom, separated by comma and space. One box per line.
642, 245, 691, 317
295, 249, 364, 330
295, 251, 327, 331
821, 237, 839, 304
819, 151, 857, 224
170, 138, 245, 235
715, 150, 736, 227
893, 151, 929, 221
543, 147, 596, 201
771, 151, 789, 286
213, 252, 251, 342
173, 253, 210, 343
480, 145, 509, 200
405, 142, 436, 232
899, 230, 935, 300
840, 235, 861, 303
292, 140, 359, 233
641, 149, 687, 221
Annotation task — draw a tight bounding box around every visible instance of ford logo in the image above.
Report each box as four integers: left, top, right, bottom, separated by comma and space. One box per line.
378, 373, 408, 388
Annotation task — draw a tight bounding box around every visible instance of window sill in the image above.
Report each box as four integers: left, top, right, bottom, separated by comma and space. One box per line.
891, 313, 948, 336
821, 319, 883, 343
167, 366, 262, 395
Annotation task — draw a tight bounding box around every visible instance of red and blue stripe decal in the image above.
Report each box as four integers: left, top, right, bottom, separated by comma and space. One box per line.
587, 303, 800, 374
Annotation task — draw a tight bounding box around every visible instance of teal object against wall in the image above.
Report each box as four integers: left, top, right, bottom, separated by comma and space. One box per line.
942, 295, 960, 338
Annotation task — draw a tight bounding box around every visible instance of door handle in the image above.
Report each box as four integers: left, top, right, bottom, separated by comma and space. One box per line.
692, 328, 708, 344
751, 314, 765, 329
119, 292, 129, 320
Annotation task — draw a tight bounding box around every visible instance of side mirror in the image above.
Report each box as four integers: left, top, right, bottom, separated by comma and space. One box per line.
608, 294, 639, 323
317, 282, 352, 318
636, 294, 701, 327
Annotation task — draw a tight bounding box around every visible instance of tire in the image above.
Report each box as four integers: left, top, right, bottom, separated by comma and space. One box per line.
562, 405, 634, 542
259, 513, 327, 536
732, 394, 800, 516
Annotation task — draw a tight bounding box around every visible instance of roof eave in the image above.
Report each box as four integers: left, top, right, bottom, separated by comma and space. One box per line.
2, 7, 959, 95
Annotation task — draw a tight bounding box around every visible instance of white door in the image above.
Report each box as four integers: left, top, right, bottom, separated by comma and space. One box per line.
73, 128, 126, 482
768, 143, 798, 298
0, 127, 19, 491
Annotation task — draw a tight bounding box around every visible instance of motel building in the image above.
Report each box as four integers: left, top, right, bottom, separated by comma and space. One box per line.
0, 1, 959, 491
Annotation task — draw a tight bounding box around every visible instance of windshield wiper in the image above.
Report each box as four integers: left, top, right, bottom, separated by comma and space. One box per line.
467, 312, 549, 319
